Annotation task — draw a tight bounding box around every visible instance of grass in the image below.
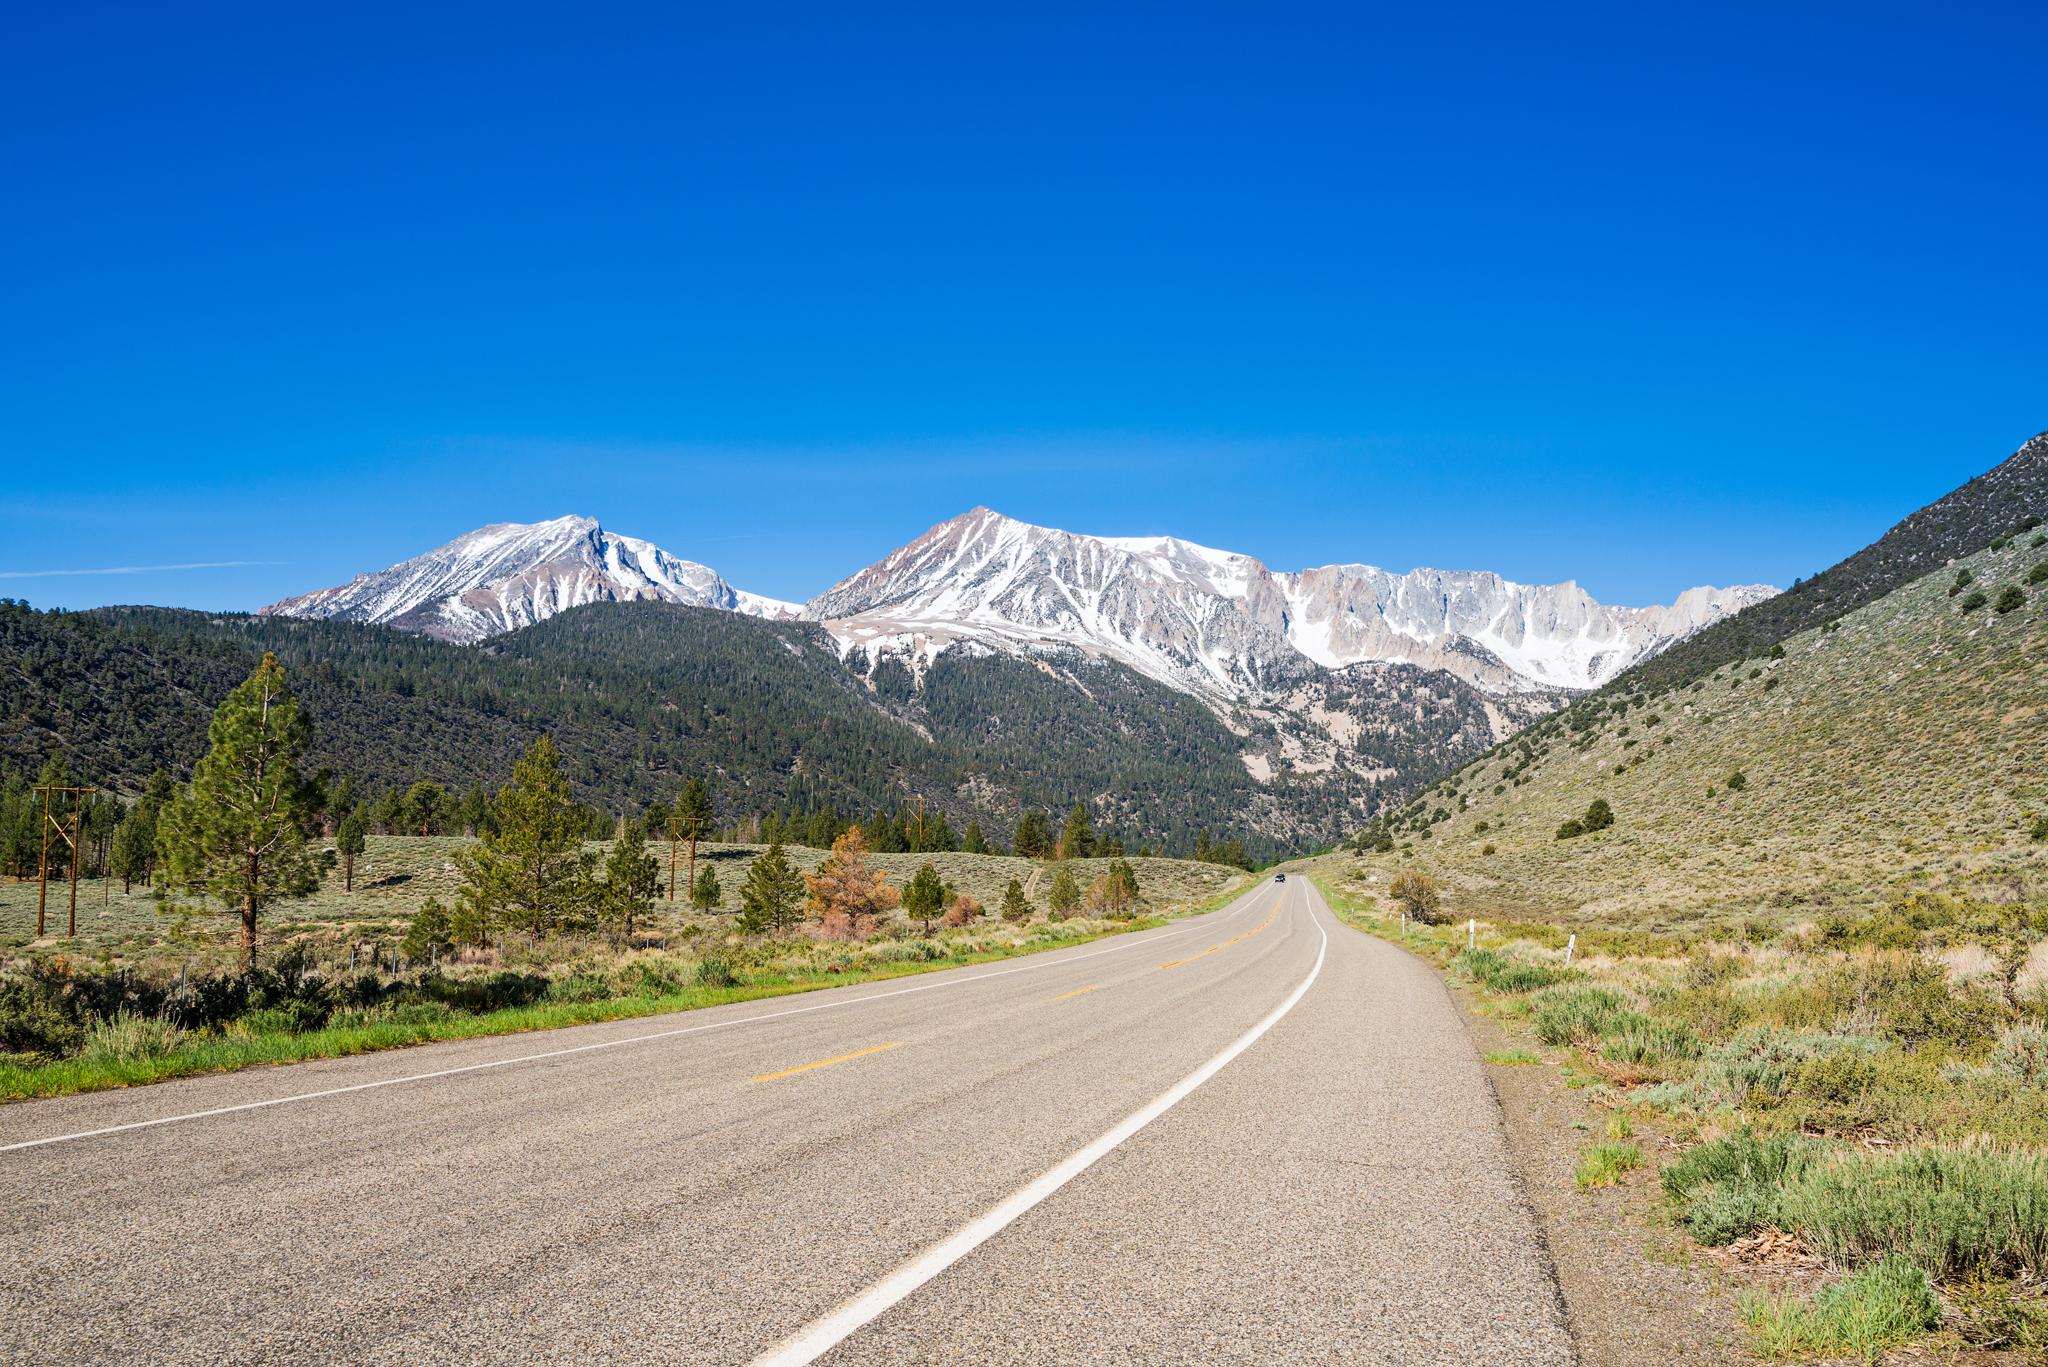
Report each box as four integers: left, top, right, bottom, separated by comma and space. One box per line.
1485, 1047, 1541, 1065
1345, 532, 2048, 931
0, 838, 1249, 970
1741, 1256, 1941, 1363
1576, 1140, 1644, 1189
0, 906, 1220, 1102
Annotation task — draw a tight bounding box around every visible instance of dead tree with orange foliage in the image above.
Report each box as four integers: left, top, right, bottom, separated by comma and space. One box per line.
803, 827, 900, 939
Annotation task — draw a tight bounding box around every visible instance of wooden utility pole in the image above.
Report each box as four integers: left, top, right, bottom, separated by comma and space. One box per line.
35, 785, 96, 939
909, 794, 926, 852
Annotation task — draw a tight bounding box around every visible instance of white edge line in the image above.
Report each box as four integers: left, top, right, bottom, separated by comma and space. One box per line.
751, 883, 1328, 1367
0, 883, 1274, 1155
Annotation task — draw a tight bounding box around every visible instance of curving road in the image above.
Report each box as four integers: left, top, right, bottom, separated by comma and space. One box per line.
1, 877, 1574, 1365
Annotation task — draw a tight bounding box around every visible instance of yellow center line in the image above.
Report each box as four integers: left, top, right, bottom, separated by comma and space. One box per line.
750, 1042, 902, 1083
1159, 900, 1283, 970
1054, 984, 1106, 1000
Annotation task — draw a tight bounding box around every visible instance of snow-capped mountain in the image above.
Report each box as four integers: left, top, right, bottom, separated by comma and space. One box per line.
806, 508, 1775, 701
262, 516, 798, 643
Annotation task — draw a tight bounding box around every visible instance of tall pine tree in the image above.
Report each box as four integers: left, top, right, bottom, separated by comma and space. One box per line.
452, 735, 595, 946
154, 653, 327, 970
736, 840, 803, 935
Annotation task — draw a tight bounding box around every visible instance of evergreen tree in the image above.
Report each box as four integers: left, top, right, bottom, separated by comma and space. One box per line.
452, 735, 596, 947
961, 820, 989, 855
736, 840, 803, 936
1582, 798, 1615, 832
336, 804, 368, 892
1058, 801, 1095, 860
903, 861, 946, 935
1015, 809, 1052, 859
109, 801, 157, 892
690, 863, 721, 913
402, 895, 454, 962
1000, 877, 1033, 923
154, 653, 327, 970
371, 788, 405, 835
676, 777, 714, 831
1048, 863, 1081, 919
595, 817, 661, 946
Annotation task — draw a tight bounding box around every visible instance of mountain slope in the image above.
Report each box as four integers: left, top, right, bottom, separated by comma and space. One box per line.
1619, 430, 2048, 694
806, 507, 1770, 701
1, 600, 1425, 855
262, 516, 797, 643
1354, 517, 2048, 925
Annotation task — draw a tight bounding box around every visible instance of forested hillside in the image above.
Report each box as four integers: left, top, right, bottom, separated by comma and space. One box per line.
1, 599, 1467, 858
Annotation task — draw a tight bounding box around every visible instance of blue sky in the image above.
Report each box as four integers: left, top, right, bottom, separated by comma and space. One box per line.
4, 2, 2043, 612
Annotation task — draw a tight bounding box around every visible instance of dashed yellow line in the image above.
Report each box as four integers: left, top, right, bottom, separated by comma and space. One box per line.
1159, 899, 1283, 970
751, 1042, 902, 1083
1054, 984, 1107, 1000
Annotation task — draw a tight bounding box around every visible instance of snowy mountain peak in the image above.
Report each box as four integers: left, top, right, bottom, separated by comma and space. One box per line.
805, 507, 1775, 702
262, 518, 798, 643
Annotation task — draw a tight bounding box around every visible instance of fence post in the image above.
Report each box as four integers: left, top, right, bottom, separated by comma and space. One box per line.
1564, 933, 1576, 965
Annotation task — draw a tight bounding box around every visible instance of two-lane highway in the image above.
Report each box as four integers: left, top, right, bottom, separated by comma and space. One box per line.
1, 878, 1574, 1365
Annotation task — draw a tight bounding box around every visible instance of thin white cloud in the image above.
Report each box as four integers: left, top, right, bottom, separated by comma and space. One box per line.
0, 560, 283, 580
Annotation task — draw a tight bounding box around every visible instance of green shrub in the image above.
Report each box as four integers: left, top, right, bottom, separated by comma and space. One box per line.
330, 1001, 457, 1030
1740, 1256, 1940, 1363
694, 955, 743, 988
1598, 1014, 1704, 1070
79, 1011, 187, 1063
1959, 590, 1989, 612
1533, 986, 1633, 1045
1663, 1127, 1819, 1204
1995, 585, 2026, 614
1783, 1147, 2048, 1280
1686, 1178, 1786, 1245
0, 980, 84, 1061
1823, 953, 2003, 1051
1992, 1024, 2048, 1087
547, 974, 615, 1004
236, 1003, 328, 1037
1455, 948, 1567, 994
2028, 561, 2048, 584
1555, 818, 1586, 840
1725, 770, 1748, 792
1699, 1027, 1883, 1107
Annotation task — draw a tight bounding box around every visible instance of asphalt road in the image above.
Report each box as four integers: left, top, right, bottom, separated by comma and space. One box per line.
1, 878, 1574, 1365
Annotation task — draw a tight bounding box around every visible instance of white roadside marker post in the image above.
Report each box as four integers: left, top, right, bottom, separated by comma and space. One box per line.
1468, 918, 1475, 950
1565, 933, 1576, 965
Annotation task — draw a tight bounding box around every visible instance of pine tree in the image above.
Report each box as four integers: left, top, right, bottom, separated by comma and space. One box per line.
456, 786, 488, 836
736, 840, 804, 935
452, 735, 596, 947
961, 820, 989, 855
1058, 801, 1095, 860
1015, 809, 1052, 859
336, 804, 368, 892
109, 802, 157, 892
904, 861, 946, 935
676, 777, 714, 831
805, 826, 898, 939
402, 896, 454, 963
690, 863, 721, 913
595, 817, 661, 946
1048, 863, 1081, 919
1000, 877, 1033, 923
154, 653, 327, 971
